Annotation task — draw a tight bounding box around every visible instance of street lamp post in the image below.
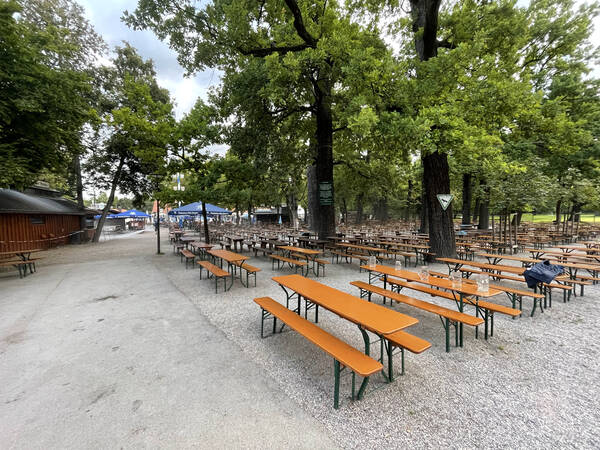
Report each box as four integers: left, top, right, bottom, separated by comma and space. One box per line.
150, 174, 163, 255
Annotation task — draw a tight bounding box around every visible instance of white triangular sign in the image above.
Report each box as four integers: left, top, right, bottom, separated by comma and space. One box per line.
437, 194, 454, 211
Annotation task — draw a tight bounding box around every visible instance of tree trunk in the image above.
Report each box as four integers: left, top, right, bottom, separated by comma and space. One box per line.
341, 197, 348, 224
419, 178, 428, 233
313, 82, 336, 239
472, 187, 480, 225
287, 192, 298, 228
478, 179, 489, 230
202, 201, 210, 243
404, 178, 413, 222
74, 154, 84, 208
461, 172, 472, 225
356, 192, 364, 224
306, 164, 318, 231
409, 0, 442, 62
555, 199, 562, 223
375, 197, 388, 221
93, 158, 124, 243
423, 151, 456, 257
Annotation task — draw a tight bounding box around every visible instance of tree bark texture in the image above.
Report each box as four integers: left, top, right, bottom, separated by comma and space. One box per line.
93, 158, 124, 243
202, 201, 210, 243
478, 179, 489, 230
461, 172, 472, 225
404, 178, 413, 221
419, 176, 428, 233
306, 164, 318, 230
312, 82, 336, 239
423, 151, 456, 257
356, 192, 364, 224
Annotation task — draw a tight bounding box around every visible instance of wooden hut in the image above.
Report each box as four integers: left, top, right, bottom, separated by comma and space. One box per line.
0, 189, 94, 251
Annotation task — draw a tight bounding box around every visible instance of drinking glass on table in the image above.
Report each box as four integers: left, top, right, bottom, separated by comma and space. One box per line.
450, 270, 462, 288
476, 274, 490, 293
418, 265, 429, 281
395, 260, 403, 273
368, 256, 376, 268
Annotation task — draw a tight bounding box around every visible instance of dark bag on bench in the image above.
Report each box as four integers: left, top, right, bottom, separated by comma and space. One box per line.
524, 260, 564, 288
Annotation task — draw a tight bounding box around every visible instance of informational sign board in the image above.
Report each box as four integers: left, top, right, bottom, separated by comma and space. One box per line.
437, 194, 454, 211
319, 182, 333, 206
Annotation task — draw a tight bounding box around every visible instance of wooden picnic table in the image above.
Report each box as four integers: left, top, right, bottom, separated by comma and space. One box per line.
207, 249, 250, 290
180, 236, 196, 249
360, 265, 502, 346
278, 246, 322, 277
437, 257, 525, 275
0, 249, 44, 277
0, 249, 43, 260
478, 253, 539, 267
225, 235, 245, 252
271, 274, 418, 382
190, 242, 213, 259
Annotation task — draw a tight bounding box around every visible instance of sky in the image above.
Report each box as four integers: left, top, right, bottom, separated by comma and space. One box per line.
80, 0, 599, 122
78, 0, 221, 120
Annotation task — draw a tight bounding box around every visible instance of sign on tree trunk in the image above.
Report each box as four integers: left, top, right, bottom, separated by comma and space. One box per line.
319, 182, 333, 206
437, 194, 454, 211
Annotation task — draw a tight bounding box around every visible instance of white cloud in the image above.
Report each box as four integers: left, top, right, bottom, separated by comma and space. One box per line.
78, 0, 221, 118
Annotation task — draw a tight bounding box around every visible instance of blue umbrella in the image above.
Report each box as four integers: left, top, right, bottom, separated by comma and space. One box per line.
115, 209, 150, 218
94, 214, 118, 219
168, 201, 232, 216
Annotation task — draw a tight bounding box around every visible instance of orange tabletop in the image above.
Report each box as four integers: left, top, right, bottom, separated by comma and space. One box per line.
191, 242, 214, 250
436, 257, 526, 275
477, 253, 539, 265
207, 249, 249, 263
361, 265, 503, 298
278, 246, 321, 255
0, 249, 43, 258
271, 274, 418, 335
337, 243, 384, 253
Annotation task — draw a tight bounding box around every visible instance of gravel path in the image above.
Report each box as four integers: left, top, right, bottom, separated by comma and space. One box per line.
5, 229, 600, 448
157, 231, 600, 449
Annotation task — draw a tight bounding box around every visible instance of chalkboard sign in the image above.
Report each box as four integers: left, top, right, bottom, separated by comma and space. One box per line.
319, 182, 333, 206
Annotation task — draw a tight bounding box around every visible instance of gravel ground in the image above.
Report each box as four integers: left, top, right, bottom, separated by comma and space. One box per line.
5, 229, 600, 448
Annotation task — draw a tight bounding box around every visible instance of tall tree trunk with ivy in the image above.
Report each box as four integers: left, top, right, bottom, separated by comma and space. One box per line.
410, 0, 456, 257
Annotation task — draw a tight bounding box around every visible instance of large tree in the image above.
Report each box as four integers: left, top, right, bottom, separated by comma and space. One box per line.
86, 45, 174, 242
125, 0, 391, 238
0, 0, 102, 192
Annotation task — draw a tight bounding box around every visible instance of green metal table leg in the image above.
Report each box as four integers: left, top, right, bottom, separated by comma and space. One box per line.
334, 360, 340, 409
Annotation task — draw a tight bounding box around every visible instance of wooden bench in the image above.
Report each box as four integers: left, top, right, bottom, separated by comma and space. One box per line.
0, 259, 39, 278
386, 251, 414, 267
254, 296, 383, 409
270, 254, 307, 274
232, 261, 261, 287
290, 253, 330, 277
330, 249, 352, 264
577, 274, 600, 285
314, 258, 330, 277
557, 278, 592, 297
251, 245, 273, 257
180, 249, 196, 269
459, 267, 573, 307
218, 241, 232, 251
428, 271, 545, 317
173, 243, 184, 254
350, 281, 482, 352
197, 260, 231, 293
383, 277, 520, 340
